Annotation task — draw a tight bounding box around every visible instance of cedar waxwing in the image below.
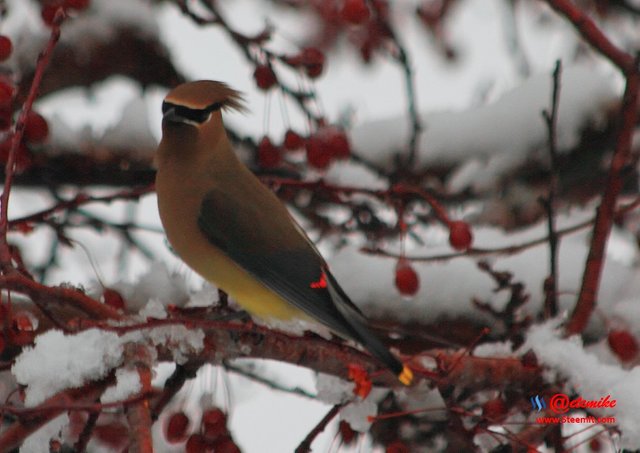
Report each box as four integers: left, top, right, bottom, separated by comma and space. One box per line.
155, 80, 412, 386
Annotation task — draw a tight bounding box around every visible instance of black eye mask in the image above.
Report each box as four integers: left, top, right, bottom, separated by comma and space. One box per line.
162, 101, 223, 124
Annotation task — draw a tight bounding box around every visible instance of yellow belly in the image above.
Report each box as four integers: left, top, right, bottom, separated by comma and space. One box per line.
184, 239, 304, 320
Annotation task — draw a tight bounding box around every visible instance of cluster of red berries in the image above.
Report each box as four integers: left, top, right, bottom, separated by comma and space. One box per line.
41, 0, 90, 26
0, 34, 50, 174
317, 0, 389, 63
315, 0, 373, 27
165, 407, 240, 453
257, 125, 351, 170
283, 47, 325, 79
253, 47, 326, 92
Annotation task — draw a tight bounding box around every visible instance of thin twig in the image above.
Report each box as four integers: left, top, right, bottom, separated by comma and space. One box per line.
151, 362, 203, 420
295, 404, 343, 453
373, 3, 423, 167
541, 60, 562, 319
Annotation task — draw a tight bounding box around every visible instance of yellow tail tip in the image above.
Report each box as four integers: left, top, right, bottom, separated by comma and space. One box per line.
398, 365, 413, 386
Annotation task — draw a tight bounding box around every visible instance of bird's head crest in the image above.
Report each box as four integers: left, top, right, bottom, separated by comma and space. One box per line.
162, 80, 246, 126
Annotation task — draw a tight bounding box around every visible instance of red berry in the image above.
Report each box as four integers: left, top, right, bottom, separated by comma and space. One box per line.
0, 80, 15, 108
0, 139, 32, 173
520, 350, 538, 369
186, 434, 212, 453
257, 136, 282, 168
16, 222, 34, 234
341, 0, 370, 24
608, 329, 639, 362
301, 47, 325, 78
386, 441, 410, 453
326, 128, 350, 159
10, 311, 37, 346
211, 436, 241, 453
165, 411, 190, 444
482, 398, 508, 421
253, 65, 277, 91
448, 220, 473, 251
394, 258, 419, 296
64, 0, 90, 10
0, 106, 11, 130
24, 111, 49, 144
0, 36, 13, 61
339, 420, 356, 445
41, 3, 65, 26
201, 408, 228, 442
305, 135, 333, 169
103, 288, 125, 311
49, 439, 62, 452
93, 422, 128, 449
283, 129, 304, 150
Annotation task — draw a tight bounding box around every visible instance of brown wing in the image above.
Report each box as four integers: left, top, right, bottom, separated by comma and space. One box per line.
198, 189, 403, 375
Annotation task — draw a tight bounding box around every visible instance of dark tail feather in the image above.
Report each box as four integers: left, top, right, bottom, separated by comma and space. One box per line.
325, 270, 413, 385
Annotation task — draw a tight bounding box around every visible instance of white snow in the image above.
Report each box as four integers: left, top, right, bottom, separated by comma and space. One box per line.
139, 299, 169, 319
252, 315, 333, 340
20, 414, 68, 453
12, 324, 204, 406
185, 283, 220, 308
316, 373, 391, 432
316, 373, 355, 405
340, 389, 388, 432
350, 64, 619, 191
132, 325, 205, 365
100, 95, 159, 157
113, 261, 190, 312
101, 368, 142, 404
12, 329, 123, 407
